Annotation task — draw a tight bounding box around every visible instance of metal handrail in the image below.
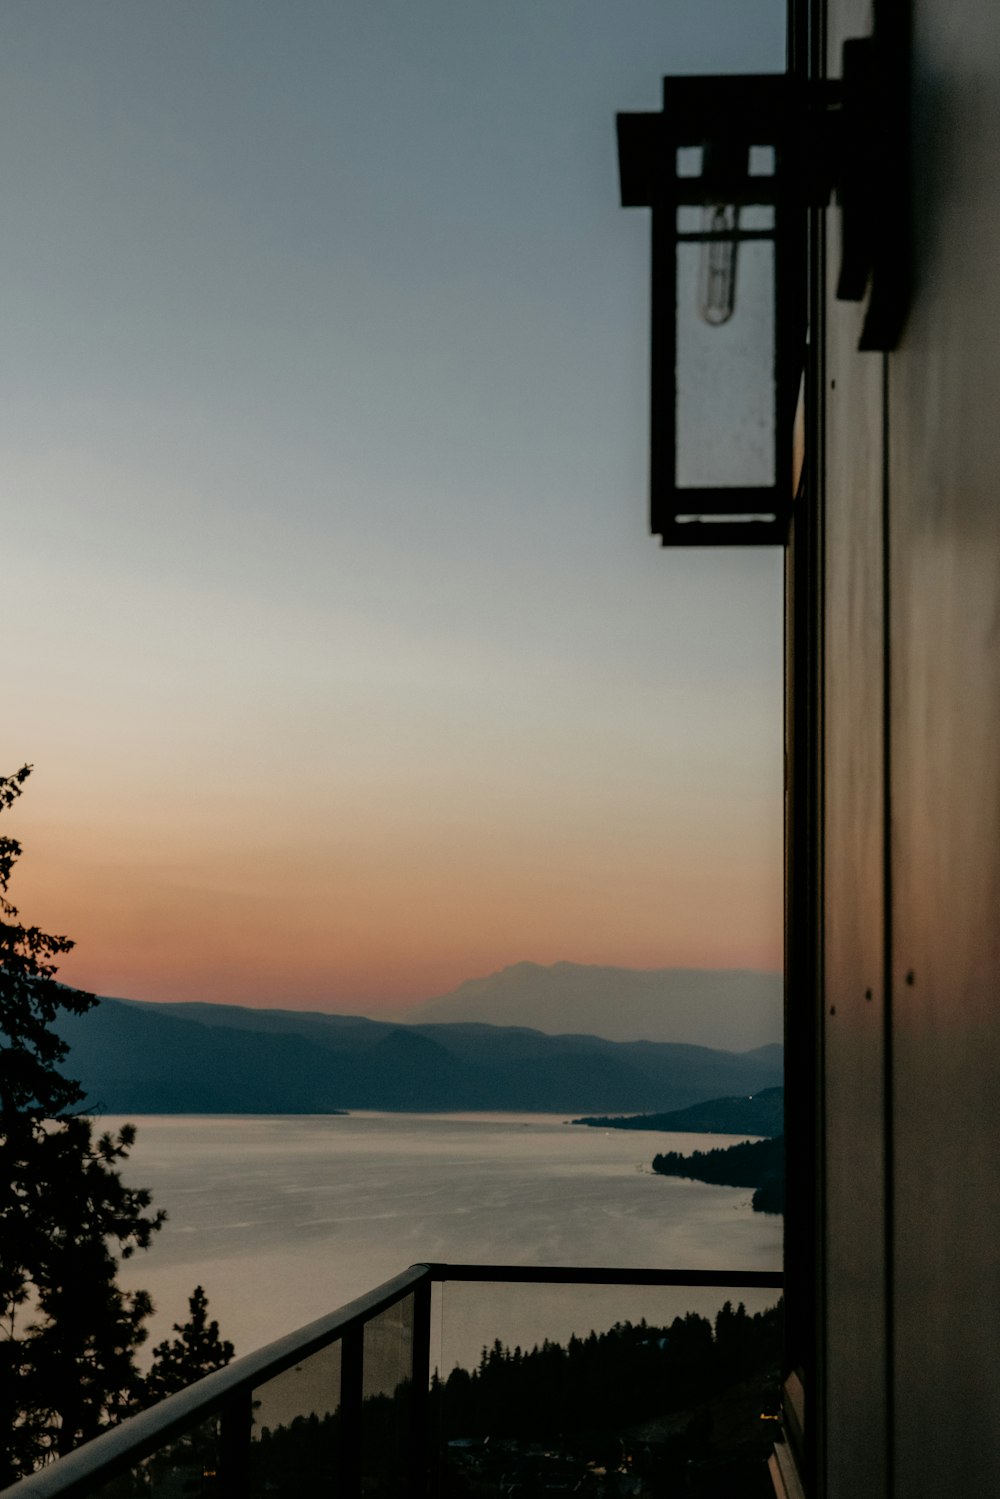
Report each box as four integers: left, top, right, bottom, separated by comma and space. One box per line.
423, 1263, 783, 1286
2, 1265, 428, 1499
2, 1262, 783, 1499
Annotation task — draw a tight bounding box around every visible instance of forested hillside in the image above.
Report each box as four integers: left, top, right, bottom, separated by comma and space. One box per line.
56, 997, 783, 1114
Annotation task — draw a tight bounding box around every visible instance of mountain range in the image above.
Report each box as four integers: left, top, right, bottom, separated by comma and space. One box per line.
56, 996, 783, 1115
405, 961, 782, 1051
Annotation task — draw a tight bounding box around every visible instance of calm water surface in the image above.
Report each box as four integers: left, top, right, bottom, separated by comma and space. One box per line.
108, 1112, 781, 1370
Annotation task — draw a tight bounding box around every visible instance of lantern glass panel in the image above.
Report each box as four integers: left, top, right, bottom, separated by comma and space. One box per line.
674, 232, 776, 490
740, 204, 775, 230
748, 144, 776, 176
675, 145, 703, 177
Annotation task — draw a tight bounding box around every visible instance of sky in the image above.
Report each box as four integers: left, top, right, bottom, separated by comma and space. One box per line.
2, 1, 786, 1012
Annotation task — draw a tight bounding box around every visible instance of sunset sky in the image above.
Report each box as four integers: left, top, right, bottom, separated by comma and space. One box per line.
3, 1, 785, 1012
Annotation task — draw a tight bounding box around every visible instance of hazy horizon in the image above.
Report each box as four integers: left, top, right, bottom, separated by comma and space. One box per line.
95, 956, 783, 1015
88, 957, 784, 1054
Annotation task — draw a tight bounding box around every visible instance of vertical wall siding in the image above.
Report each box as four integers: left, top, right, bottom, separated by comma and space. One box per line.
819, 4, 893, 1494
822, 269, 888, 1497
821, 0, 1000, 1491
887, 0, 1000, 1490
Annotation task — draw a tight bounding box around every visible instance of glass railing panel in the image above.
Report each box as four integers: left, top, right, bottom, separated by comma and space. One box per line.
86, 1414, 223, 1499
360, 1292, 416, 1497
249, 1341, 342, 1497
434, 1281, 782, 1497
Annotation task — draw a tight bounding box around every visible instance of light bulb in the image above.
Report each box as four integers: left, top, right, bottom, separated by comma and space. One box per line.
698, 204, 739, 325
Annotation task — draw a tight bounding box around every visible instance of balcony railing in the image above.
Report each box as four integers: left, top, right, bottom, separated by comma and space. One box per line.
2, 1264, 783, 1499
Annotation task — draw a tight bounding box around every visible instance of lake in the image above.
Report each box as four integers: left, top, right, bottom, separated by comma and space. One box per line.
107, 1112, 782, 1374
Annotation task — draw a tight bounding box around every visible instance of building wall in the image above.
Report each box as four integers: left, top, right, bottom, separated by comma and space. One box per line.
820, 0, 1000, 1492
821, 39, 888, 1499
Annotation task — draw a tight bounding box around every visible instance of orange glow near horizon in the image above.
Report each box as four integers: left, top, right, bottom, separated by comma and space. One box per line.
9, 756, 783, 1012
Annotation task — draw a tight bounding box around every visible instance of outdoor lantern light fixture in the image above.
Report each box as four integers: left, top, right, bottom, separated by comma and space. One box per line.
618, 40, 906, 547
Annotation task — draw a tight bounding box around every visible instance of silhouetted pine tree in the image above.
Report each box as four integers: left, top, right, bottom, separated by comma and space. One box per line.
0, 766, 230, 1481
144, 1286, 234, 1403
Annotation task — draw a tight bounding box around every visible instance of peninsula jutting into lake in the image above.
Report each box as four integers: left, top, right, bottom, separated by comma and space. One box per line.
573, 1086, 784, 1137
651, 1136, 786, 1216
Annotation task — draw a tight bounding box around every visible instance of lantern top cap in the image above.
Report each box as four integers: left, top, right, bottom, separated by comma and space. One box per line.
617, 73, 832, 209
660, 73, 795, 135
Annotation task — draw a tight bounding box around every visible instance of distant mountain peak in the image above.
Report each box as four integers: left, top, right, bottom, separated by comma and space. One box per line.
407, 961, 782, 1052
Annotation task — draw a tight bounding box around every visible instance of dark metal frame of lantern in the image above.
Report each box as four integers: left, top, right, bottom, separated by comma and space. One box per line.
618, 75, 811, 547
616, 41, 909, 549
